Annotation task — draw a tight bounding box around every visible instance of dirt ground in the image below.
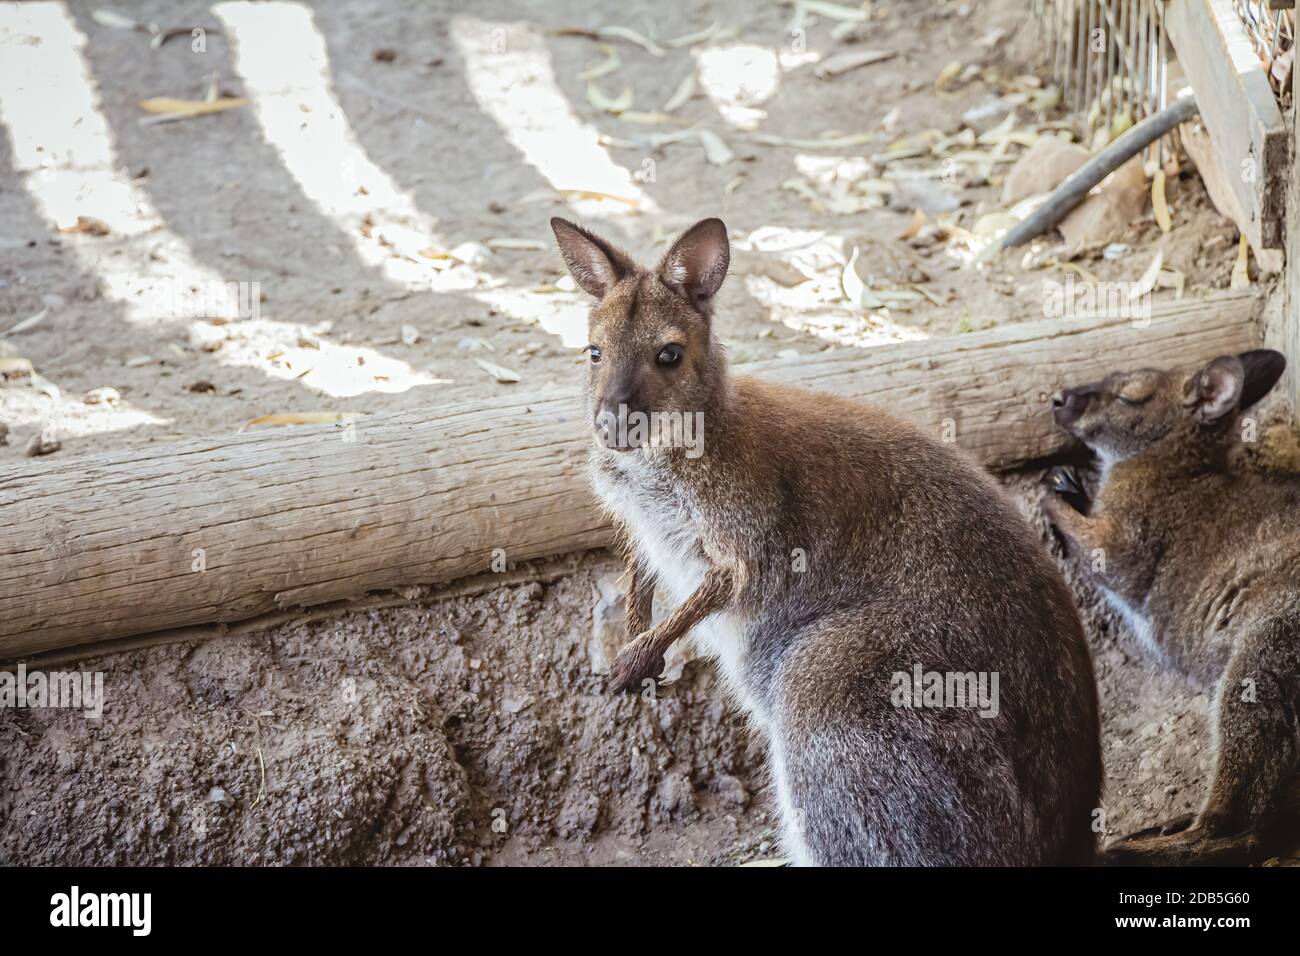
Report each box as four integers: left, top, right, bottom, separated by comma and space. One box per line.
0, 0, 1292, 865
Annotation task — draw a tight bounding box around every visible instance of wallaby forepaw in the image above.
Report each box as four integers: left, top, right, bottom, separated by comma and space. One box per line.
608, 634, 665, 694
1048, 465, 1083, 498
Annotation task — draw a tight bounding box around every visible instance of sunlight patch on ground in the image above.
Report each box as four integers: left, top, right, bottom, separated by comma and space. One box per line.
193, 317, 450, 397
0, 1, 437, 412
451, 17, 654, 220
694, 44, 805, 131
215, 1, 479, 291
472, 285, 588, 350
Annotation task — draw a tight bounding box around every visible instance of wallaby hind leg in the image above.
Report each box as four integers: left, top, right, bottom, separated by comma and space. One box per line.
1106, 622, 1300, 865
1198, 624, 1300, 837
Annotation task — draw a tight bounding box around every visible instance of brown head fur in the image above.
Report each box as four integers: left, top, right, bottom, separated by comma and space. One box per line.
550, 217, 729, 451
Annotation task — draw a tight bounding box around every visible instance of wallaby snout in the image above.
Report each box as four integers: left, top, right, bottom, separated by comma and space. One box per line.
1051, 385, 1098, 430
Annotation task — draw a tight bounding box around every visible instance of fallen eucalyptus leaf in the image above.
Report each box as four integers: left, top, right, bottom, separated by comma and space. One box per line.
815, 49, 896, 80
475, 358, 521, 383
577, 44, 621, 81
1152, 169, 1172, 233
587, 81, 633, 114
1230, 234, 1250, 290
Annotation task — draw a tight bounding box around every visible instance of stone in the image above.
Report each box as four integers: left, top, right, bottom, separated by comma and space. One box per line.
1001, 135, 1090, 205
1058, 155, 1147, 249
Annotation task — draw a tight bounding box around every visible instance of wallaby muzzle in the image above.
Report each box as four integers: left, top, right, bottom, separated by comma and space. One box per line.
1052, 385, 1098, 430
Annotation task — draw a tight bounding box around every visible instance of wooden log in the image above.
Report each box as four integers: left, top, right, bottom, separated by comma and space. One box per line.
1165, 0, 1288, 251
0, 292, 1261, 657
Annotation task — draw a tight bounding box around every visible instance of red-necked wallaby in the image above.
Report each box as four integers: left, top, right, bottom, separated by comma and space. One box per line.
1047, 349, 1297, 864
552, 216, 1102, 866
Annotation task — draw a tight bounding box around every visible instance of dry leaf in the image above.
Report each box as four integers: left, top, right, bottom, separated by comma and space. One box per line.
935, 60, 963, 93
667, 20, 724, 48
841, 247, 883, 309
751, 131, 879, 150
897, 209, 927, 241
1157, 268, 1185, 299
242, 411, 361, 430
1055, 260, 1100, 284
2, 309, 46, 336
617, 111, 682, 125
1152, 169, 1172, 233
586, 81, 633, 114
485, 237, 546, 251
815, 49, 896, 80
92, 9, 139, 30
797, 1, 870, 22
662, 73, 696, 113
696, 128, 734, 165
475, 358, 521, 383
577, 44, 621, 81
1131, 248, 1164, 300
1231, 234, 1251, 289
59, 216, 111, 237
139, 96, 248, 126
598, 26, 666, 57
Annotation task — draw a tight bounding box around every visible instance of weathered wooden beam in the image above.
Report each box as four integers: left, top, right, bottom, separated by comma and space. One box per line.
1166, 0, 1288, 250
0, 292, 1262, 657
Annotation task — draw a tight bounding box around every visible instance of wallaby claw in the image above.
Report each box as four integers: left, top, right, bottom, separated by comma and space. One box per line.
1048, 466, 1083, 497
608, 632, 665, 694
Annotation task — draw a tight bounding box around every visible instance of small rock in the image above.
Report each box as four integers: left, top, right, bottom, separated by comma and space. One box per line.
714, 774, 750, 809
372, 48, 397, 63
187, 380, 216, 394
1058, 155, 1146, 249
207, 787, 228, 803
25, 434, 61, 457
502, 696, 531, 715
1001, 135, 1090, 205
889, 176, 960, 216
400, 324, 420, 346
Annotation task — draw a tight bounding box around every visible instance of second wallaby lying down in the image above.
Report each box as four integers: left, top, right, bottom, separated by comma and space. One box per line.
552, 216, 1102, 866
1046, 349, 1299, 865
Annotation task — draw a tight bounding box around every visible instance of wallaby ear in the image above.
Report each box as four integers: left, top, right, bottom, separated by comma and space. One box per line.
659, 218, 730, 303
1185, 355, 1246, 423
1237, 349, 1286, 410
550, 218, 634, 299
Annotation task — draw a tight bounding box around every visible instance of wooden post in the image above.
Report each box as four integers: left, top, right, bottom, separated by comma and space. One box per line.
0, 293, 1262, 658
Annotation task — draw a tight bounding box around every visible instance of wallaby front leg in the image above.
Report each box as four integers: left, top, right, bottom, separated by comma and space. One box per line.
624, 563, 656, 642
1042, 492, 1112, 556
608, 565, 736, 694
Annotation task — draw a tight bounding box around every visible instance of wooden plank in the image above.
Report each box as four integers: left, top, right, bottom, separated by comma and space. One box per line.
1165, 0, 1288, 250
0, 292, 1262, 657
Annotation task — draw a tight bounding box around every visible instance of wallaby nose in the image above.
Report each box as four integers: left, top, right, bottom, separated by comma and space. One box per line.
1052, 387, 1088, 428
594, 384, 643, 452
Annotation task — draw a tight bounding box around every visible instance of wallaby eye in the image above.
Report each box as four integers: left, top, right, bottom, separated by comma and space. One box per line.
587, 345, 602, 364
657, 344, 683, 367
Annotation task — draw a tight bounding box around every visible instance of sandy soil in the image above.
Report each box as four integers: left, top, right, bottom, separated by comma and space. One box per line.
0, 0, 1291, 866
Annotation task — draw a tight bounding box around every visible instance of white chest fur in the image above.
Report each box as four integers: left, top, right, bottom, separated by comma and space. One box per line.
591, 455, 756, 714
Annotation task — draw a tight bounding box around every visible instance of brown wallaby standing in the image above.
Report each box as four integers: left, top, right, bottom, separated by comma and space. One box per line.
1046, 349, 1298, 864
552, 216, 1102, 866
